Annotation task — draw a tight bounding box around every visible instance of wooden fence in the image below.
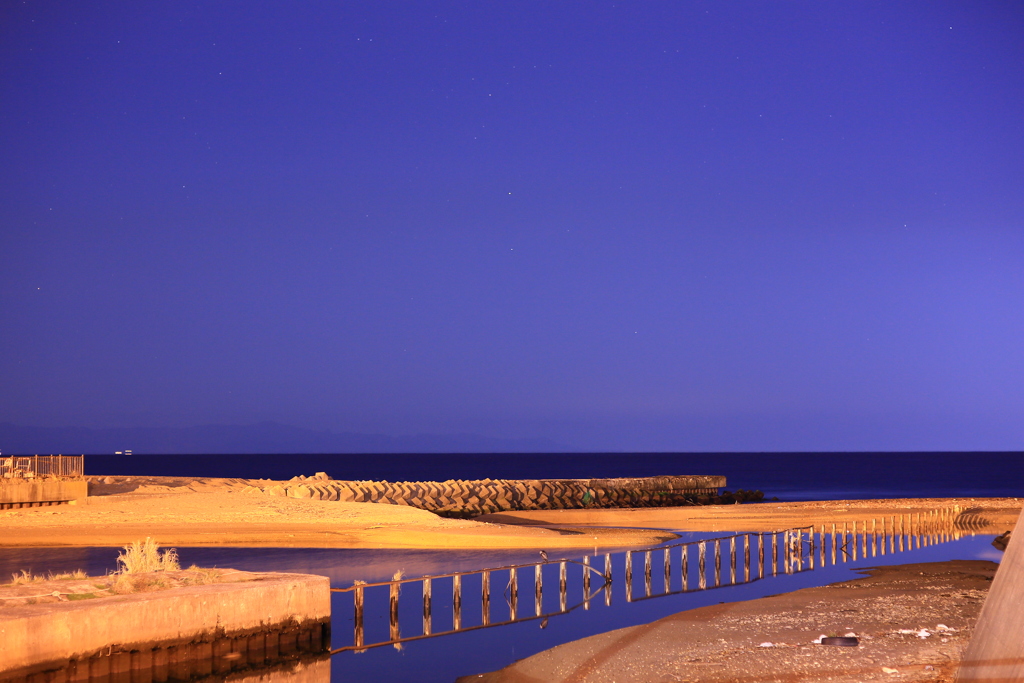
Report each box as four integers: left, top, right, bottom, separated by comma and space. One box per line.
331, 505, 964, 653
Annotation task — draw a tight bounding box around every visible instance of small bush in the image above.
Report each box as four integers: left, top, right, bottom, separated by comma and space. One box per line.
50, 570, 87, 581
8, 569, 88, 585
116, 538, 180, 575
181, 565, 220, 586
10, 570, 43, 585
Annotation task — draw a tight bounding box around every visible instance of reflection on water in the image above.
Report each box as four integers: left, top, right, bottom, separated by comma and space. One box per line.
0, 533, 1000, 683
217, 657, 329, 683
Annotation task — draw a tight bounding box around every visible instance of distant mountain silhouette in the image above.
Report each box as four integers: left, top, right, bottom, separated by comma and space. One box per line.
0, 422, 569, 454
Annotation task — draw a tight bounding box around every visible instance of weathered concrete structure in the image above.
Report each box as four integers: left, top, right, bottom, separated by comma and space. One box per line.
263, 474, 728, 516
0, 479, 88, 509
0, 573, 330, 680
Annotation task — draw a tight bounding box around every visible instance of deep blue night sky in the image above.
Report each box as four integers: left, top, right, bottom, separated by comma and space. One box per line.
2, 2, 1022, 451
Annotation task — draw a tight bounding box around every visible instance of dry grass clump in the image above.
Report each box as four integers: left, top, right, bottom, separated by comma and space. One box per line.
180, 565, 220, 586
9, 569, 87, 585
116, 538, 180, 574
112, 538, 181, 594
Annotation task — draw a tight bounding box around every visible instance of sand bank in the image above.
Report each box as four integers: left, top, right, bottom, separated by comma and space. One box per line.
467, 559, 997, 683
4, 475, 1018, 550
478, 497, 1023, 534
0, 482, 675, 550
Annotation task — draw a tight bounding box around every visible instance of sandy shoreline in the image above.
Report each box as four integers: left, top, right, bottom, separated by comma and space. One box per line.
0, 479, 676, 549
478, 497, 1023, 534
0, 476, 1018, 549
467, 559, 997, 682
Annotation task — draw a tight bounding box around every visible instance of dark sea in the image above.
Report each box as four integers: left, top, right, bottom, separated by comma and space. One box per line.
82, 451, 1024, 501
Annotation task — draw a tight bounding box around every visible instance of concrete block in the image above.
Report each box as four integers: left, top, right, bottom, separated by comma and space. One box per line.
0, 480, 87, 506
0, 573, 329, 675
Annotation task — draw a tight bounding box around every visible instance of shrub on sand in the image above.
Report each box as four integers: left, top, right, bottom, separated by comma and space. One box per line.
116, 538, 180, 575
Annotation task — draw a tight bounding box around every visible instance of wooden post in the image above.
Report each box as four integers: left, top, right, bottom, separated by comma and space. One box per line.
663, 547, 671, 593
714, 539, 721, 587
757, 533, 764, 580
534, 564, 543, 617
819, 525, 826, 567
625, 550, 633, 601
871, 518, 877, 557
453, 574, 463, 630
744, 534, 751, 583
559, 561, 567, 612
509, 568, 518, 621
796, 529, 804, 571
808, 528, 814, 570
783, 531, 790, 574
772, 533, 778, 575
389, 582, 400, 644
698, 541, 707, 590
682, 545, 690, 590
831, 523, 837, 566
423, 578, 432, 635
603, 554, 612, 605
353, 586, 365, 650
730, 536, 737, 584
644, 550, 652, 597
582, 556, 591, 610
481, 572, 490, 626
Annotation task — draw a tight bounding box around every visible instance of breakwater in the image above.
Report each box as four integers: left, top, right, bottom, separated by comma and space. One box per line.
253, 474, 730, 516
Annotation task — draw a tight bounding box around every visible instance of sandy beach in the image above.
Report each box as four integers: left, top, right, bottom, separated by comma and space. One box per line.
1, 476, 1018, 550
0, 477, 676, 549
466, 559, 997, 683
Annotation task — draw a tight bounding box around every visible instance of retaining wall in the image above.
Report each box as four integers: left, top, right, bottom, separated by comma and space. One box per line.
0, 573, 330, 678
0, 479, 88, 509
259, 475, 727, 516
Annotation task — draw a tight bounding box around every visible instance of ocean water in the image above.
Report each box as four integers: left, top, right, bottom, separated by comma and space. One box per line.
82, 451, 1024, 501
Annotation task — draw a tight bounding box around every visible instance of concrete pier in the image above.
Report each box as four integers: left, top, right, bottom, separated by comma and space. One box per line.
0, 573, 330, 681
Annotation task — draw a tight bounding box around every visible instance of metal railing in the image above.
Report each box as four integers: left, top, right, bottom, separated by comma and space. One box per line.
0, 455, 84, 479
330, 505, 965, 653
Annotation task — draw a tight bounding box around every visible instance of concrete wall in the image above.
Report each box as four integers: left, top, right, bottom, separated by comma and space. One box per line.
261, 475, 728, 516
0, 573, 330, 675
0, 479, 87, 506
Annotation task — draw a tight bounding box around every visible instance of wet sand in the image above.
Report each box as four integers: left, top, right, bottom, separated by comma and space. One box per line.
466, 560, 998, 683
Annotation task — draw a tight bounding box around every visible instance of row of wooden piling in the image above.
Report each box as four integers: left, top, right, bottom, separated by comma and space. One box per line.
338, 505, 965, 653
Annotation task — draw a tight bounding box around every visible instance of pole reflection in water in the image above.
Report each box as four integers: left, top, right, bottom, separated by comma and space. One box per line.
333, 505, 969, 654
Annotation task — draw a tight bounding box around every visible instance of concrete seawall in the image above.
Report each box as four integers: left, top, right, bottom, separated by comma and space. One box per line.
0, 479, 88, 509
0, 573, 330, 679
258, 474, 728, 516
